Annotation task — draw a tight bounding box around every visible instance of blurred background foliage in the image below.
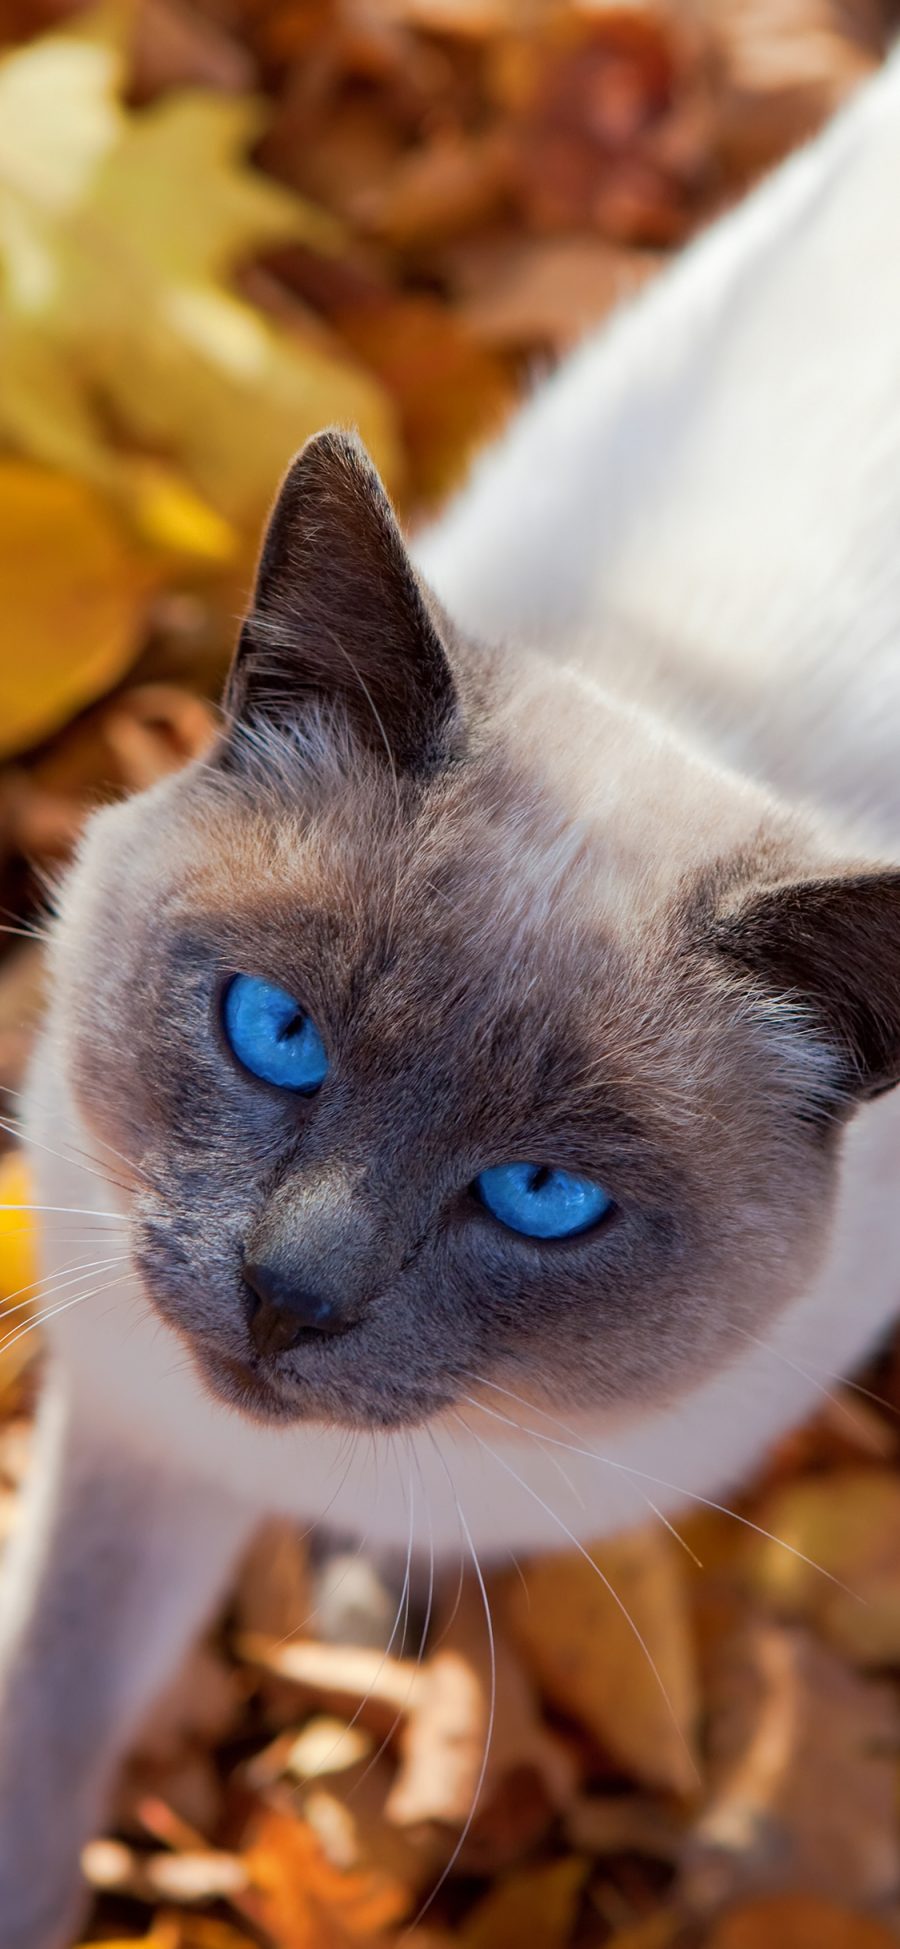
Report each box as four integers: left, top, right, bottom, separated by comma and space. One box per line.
3, 5, 900, 1946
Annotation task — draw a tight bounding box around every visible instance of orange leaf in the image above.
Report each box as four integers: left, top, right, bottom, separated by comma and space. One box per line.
706, 1894, 900, 1949
242, 1806, 409, 1947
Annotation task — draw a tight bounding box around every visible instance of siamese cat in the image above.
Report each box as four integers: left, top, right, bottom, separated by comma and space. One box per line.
3, 44, 900, 1948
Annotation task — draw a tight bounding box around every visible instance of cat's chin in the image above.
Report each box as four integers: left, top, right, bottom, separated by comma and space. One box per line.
194, 1346, 445, 1433
197, 1349, 300, 1425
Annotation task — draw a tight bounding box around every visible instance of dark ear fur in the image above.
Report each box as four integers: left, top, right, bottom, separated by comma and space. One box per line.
224, 429, 458, 773
716, 870, 900, 1101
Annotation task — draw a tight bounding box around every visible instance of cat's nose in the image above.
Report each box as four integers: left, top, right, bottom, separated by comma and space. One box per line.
243, 1260, 357, 1356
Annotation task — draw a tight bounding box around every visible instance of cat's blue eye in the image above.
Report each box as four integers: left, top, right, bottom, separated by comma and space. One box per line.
222, 974, 328, 1094
475, 1162, 613, 1240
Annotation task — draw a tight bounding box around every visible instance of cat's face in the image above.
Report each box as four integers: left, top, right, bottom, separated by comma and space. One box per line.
53, 434, 900, 1433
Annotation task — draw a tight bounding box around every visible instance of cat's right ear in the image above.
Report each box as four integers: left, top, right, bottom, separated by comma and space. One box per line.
716, 868, 900, 1104
220, 430, 459, 776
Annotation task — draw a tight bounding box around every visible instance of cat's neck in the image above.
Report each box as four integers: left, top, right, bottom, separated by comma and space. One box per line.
415, 50, 900, 849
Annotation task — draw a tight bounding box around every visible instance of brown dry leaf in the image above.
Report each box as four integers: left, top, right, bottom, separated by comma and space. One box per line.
744, 1467, 900, 1663
459, 1855, 588, 1949
380, 0, 520, 34
454, 235, 659, 351
504, 1526, 700, 1796
713, 0, 883, 175
241, 1804, 409, 1945
354, 129, 512, 248
705, 1893, 900, 1949
0, 463, 156, 759
389, 1581, 576, 1864
493, 5, 713, 246
603, 1916, 680, 1949
100, 684, 217, 790
682, 1619, 899, 1911
233, 1516, 313, 1641
333, 292, 516, 505
566, 1794, 682, 1862
133, 1642, 242, 1766
131, 0, 256, 100
0, 943, 45, 1099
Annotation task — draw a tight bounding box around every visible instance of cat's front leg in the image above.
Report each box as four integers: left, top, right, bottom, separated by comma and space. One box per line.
0, 1374, 257, 1949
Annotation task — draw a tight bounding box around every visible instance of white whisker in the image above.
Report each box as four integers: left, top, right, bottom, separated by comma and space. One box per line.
473, 1377, 859, 1601
0, 1203, 125, 1222
457, 1410, 699, 1790
0, 1253, 130, 1321
0, 1272, 131, 1360
412, 1428, 496, 1929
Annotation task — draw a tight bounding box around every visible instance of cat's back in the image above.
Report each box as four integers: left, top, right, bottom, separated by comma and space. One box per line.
416, 48, 900, 851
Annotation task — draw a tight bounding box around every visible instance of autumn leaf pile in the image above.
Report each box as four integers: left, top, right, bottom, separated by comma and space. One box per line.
2, 1, 900, 1945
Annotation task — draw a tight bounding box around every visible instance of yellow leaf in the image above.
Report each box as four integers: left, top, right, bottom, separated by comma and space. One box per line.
505, 1526, 700, 1796
0, 1152, 36, 1305
0, 463, 155, 757
0, 13, 399, 527
744, 1468, 900, 1664
129, 464, 237, 564
0, 1151, 38, 1396
0, 30, 120, 230
88, 88, 337, 286
460, 1857, 587, 1949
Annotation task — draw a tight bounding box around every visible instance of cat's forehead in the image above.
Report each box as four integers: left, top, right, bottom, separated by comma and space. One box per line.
180, 750, 613, 970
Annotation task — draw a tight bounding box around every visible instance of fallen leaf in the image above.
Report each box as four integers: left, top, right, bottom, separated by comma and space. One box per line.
504, 1526, 700, 1796
100, 684, 217, 790
0, 463, 156, 758
0, 943, 44, 1102
234, 1517, 313, 1642
744, 1468, 900, 1663
333, 291, 515, 505
603, 1917, 679, 1949
459, 1856, 588, 1949
242, 1805, 409, 1945
0, 1150, 38, 1394
682, 1619, 900, 1910
0, 14, 399, 530
83, 1835, 249, 1905
565, 1794, 682, 1861
453, 235, 660, 351
284, 1716, 374, 1782
133, 1641, 243, 1766
389, 1581, 576, 1865
714, 0, 881, 176
705, 1893, 900, 1949
238, 1631, 422, 1734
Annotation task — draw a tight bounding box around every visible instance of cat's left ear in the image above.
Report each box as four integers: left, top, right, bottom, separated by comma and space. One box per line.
716, 869, 900, 1102
223, 430, 458, 774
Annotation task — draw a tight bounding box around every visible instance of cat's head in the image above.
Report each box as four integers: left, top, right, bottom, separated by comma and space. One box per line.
53, 432, 900, 1431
